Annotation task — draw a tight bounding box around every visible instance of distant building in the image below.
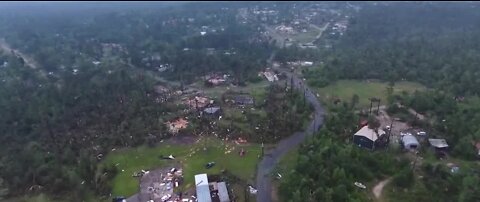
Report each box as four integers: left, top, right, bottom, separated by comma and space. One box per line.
353, 126, 386, 150
262, 71, 278, 82
234, 95, 254, 106
300, 61, 314, 66
205, 74, 226, 86
195, 174, 212, 202
203, 106, 222, 117
184, 96, 212, 109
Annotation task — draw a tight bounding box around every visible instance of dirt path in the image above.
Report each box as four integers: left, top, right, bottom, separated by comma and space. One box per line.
373, 177, 392, 200
407, 108, 425, 120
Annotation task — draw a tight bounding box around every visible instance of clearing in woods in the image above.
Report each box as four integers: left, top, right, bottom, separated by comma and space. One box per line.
313, 80, 426, 109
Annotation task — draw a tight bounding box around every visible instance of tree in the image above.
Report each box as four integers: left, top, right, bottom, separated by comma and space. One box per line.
350, 94, 359, 109
459, 175, 480, 202
393, 167, 414, 188
0, 178, 8, 200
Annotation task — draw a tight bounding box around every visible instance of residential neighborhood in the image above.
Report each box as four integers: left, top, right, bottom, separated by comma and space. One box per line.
0, 2, 479, 202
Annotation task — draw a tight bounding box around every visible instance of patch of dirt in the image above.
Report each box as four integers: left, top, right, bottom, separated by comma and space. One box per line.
375, 108, 410, 144
271, 181, 279, 202
373, 177, 392, 200
166, 135, 199, 145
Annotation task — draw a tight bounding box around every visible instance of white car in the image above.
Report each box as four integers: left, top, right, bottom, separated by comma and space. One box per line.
161, 194, 172, 202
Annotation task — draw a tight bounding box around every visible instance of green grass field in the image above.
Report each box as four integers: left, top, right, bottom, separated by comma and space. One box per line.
101, 137, 261, 197
292, 29, 319, 44
313, 80, 426, 109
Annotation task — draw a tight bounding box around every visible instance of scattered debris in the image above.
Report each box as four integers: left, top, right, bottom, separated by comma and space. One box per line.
166, 118, 189, 134
248, 185, 258, 194
354, 182, 366, 189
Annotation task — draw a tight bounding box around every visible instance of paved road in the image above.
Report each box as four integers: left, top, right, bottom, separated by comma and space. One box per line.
255, 52, 325, 202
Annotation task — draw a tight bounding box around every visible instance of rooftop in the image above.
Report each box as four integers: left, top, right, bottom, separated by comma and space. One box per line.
402, 135, 420, 147
428, 138, 449, 148
353, 126, 386, 142
204, 106, 221, 114
217, 182, 230, 202
195, 174, 212, 202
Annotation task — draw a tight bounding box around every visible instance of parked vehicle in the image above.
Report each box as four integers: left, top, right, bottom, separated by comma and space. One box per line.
205, 161, 216, 169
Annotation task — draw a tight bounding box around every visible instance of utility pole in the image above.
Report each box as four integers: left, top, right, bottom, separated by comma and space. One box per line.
290, 72, 294, 98
387, 119, 394, 148
376, 99, 381, 115
303, 87, 306, 107
369, 98, 373, 115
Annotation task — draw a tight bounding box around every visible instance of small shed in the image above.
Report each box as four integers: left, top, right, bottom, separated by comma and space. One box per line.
428, 138, 449, 150
195, 174, 212, 202
401, 135, 420, 150
217, 182, 230, 202
428, 138, 449, 158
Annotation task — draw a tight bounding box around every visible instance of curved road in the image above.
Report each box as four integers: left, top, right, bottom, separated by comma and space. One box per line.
256, 52, 325, 202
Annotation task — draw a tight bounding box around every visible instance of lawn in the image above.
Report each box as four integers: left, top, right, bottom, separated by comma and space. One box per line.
313, 80, 426, 109
101, 137, 262, 197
